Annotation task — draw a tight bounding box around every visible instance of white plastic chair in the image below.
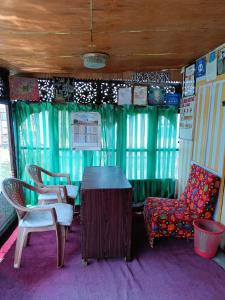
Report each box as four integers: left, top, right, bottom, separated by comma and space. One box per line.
26, 165, 78, 209
1, 178, 73, 268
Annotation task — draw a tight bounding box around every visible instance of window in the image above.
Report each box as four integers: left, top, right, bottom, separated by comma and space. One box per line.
126, 113, 148, 179
126, 112, 179, 180
0, 105, 12, 183
0, 104, 15, 236
156, 113, 179, 179
15, 103, 179, 205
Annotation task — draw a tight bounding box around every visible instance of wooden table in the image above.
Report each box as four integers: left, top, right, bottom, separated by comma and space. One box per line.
80, 166, 132, 264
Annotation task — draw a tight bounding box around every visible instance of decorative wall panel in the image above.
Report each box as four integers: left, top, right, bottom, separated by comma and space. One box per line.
193, 81, 225, 176
38, 79, 54, 102
177, 140, 193, 197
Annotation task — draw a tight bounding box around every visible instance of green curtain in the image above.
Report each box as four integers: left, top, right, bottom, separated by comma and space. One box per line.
13, 102, 178, 206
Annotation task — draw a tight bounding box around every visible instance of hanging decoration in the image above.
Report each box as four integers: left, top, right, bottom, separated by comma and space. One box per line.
8, 72, 181, 107
0, 68, 9, 99
9, 77, 39, 101
100, 82, 129, 104
54, 77, 74, 101
38, 79, 54, 102
74, 81, 98, 104
0, 77, 6, 99
132, 72, 170, 83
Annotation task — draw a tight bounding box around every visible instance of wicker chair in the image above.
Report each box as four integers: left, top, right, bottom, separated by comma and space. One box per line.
1, 178, 73, 268
26, 165, 78, 209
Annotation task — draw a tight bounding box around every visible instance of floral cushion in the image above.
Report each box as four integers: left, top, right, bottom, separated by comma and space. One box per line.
180, 164, 220, 218
148, 197, 186, 209
144, 164, 220, 244
144, 198, 197, 240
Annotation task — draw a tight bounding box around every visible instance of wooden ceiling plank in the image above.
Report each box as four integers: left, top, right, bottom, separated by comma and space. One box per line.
0, 12, 90, 32
92, 1, 225, 32
0, 0, 224, 74
0, 0, 89, 13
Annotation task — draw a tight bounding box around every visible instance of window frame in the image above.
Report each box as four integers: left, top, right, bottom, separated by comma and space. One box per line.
0, 99, 17, 245
0, 99, 17, 177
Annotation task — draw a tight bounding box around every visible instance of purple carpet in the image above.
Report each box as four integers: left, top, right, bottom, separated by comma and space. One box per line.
0, 216, 225, 300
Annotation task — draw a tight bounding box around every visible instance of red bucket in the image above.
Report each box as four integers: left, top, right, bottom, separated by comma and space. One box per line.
193, 219, 225, 259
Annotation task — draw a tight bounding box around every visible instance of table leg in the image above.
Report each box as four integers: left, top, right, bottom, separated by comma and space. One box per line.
82, 258, 89, 266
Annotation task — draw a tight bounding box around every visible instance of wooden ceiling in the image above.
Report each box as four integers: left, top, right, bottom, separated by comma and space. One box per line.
0, 0, 225, 76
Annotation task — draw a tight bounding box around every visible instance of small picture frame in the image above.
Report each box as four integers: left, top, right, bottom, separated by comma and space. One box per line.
133, 85, 147, 106
184, 64, 195, 97
206, 51, 217, 81
217, 47, 225, 75
148, 86, 166, 106
118, 87, 132, 105
196, 57, 206, 79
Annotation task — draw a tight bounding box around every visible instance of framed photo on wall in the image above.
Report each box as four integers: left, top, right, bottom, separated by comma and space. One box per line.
133, 85, 147, 106
118, 87, 132, 105
148, 86, 166, 105
206, 51, 217, 81
179, 96, 196, 140
9, 76, 40, 101
217, 47, 225, 75
196, 57, 206, 80
71, 112, 101, 150
184, 64, 195, 97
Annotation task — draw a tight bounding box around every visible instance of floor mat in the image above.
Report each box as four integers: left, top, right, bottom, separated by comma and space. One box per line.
213, 250, 225, 271
0, 216, 225, 300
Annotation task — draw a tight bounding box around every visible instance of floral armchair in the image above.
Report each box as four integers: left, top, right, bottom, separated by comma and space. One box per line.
144, 164, 220, 248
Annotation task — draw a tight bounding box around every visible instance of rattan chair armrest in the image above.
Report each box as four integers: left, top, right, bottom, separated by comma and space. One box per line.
43, 184, 66, 188
42, 184, 68, 196
39, 185, 68, 202
41, 169, 71, 184
22, 182, 63, 203
37, 186, 64, 203
40, 185, 71, 203
11, 203, 57, 226
60, 173, 71, 184
61, 185, 68, 202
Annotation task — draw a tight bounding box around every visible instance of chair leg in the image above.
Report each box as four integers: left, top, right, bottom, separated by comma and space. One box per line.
56, 225, 66, 268
74, 202, 77, 215
65, 226, 69, 241
27, 232, 31, 246
74, 202, 80, 225
24, 232, 31, 247
150, 238, 154, 249
14, 227, 26, 268
74, 201, 80, 216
